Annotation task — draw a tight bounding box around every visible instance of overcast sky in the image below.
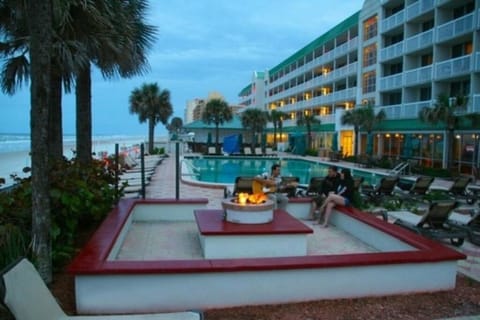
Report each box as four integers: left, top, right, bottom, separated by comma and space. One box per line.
0, 0, 363, 136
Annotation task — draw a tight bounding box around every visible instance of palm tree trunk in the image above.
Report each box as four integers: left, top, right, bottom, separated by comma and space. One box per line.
48, 69, 63, 162
76, 64, 92, 164
148, 118, 155, 154
446, 129, 454, 170
28, 0, 53, 284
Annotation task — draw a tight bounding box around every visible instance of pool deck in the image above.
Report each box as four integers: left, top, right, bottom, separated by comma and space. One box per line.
142, 152, 480, 283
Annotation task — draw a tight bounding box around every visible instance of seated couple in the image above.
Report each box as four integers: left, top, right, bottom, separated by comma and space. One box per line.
253, 163, 298, 210
308, 166, 354, 227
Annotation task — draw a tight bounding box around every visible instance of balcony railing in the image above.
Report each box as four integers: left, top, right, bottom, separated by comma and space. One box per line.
406, 0, 434, 21
436, 12, 474, 43
404, 29, 434, 54
382, 10, 405, 33
404, 65, 433, 86
377, 101, 431, 120
380, 73, 403, 91
380, 41, 404, 62
435, 55, 472, 80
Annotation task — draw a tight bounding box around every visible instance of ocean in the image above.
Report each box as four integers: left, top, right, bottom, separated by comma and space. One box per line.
0, 133, 154, 188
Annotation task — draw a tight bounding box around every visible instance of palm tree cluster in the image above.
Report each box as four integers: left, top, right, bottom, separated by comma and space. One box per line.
241, 108, 269, 149
0, 0, 157, 280
296, 113, 321, 150
341, 105, 386, 158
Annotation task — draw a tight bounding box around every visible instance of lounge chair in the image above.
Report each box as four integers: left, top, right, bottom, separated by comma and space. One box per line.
243, 147, 253, 156
429, 176, 476, 204
395, 176, 434, 202
265, 147, 276, 157
0, 258, 203, 320
390, 201, 467, 246
297, 177, 325, 197
361, 175, 399, 205
254, 147, 264, 156
224, 176, 255, 198
448, 209, 480, 246
207, 146, 216, 155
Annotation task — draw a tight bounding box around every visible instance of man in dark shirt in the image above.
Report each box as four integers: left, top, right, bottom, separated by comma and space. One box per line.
307, 165, 340, 220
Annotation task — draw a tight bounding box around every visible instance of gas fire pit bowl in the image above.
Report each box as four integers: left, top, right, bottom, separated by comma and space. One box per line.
222, 196, 274, 224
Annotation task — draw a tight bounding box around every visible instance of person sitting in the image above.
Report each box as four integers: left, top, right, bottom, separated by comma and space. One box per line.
253, 163, 297, 210
307, 165, 340, 220
314, 168, 354, 227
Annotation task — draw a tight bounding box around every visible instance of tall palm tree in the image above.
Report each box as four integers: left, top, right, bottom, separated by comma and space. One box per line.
270, 109, 288, 149
241, 108, 268, 149
27, 0, 53, 283
419, 94, 468, 169
202, 98, 233, 154
129, 83, 173, 154
296, 113, 320, 150
341, 105, 385, 158
75, 0, 157, 163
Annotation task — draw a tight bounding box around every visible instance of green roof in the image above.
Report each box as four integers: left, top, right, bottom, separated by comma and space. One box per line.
269, 11, 360, 76
270, 123, 335, 133
238, 84, 252, 97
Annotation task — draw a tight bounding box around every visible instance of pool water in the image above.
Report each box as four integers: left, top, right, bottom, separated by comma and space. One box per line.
183, 156, 380, 185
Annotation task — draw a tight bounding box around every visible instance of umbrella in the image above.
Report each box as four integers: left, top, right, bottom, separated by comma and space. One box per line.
402, 134, 413, 159
331, 132, 338, 152
366, 133, 374, 156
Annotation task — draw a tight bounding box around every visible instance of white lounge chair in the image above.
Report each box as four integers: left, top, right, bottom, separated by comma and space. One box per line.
0, 258, 203, 320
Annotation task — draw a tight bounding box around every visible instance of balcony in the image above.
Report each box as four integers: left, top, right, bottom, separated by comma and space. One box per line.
435, 55, 472, 80
404, 29, 433, 54
436, 12, 474, 43
380, 73, 403, 91
404, 65, 433, 86
378, 101, 431, 120
382, 10, 405, 33
380, 41, 404, 62
406, 0, 434, 21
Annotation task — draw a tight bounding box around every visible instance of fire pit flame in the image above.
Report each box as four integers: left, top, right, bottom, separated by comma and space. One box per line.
235, 192, 268, 205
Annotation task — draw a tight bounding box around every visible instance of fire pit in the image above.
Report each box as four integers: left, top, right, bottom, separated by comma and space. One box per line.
222, 193, 274, 224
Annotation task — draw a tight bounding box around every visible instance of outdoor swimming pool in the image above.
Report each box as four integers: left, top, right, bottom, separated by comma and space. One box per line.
182, 156, 382, 185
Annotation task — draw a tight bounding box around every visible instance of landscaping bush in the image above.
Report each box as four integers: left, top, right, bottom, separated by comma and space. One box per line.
0, 158, 122, 270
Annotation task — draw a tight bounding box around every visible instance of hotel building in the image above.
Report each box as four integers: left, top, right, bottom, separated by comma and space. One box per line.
238, 0, 480, 174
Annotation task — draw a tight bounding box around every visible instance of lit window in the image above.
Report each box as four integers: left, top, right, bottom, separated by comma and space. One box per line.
363, 44, 377, 67
363, 15, 378, 41
362, 71, 376, 93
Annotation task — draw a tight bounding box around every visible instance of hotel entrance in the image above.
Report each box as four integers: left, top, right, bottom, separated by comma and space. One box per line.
340, 131, 353, 157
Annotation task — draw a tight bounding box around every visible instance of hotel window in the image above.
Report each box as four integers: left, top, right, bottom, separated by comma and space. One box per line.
421, 54, 433, 66
452, 41, 473, 58
363, 44, 377, 67
363, 15, 377, 41
362, 71, 376, 94
420, 87, 432, 101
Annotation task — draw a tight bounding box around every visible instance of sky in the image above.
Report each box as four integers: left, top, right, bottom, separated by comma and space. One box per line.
0, 0, 364, 136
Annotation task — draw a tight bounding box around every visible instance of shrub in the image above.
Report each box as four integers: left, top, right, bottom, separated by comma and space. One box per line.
0, 158, 122, 269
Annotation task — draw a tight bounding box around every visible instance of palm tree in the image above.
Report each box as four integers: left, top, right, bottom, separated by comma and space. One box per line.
27, 0, 54, 283
296, 113, 321, 150
419, 94, 468, 169
168, 117, 184, 135
201, 98, 233, 154
341, 105, 385, 158
75, 0, 157, 163
270, 110, 288, 149
241, 109, 268, 149
129, 83, 173, 154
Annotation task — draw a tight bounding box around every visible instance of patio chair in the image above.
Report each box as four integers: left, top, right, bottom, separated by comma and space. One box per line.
0, 258, 203, 320
395, 176, 434, 202
297, 177, 325, 197
448, 209, 480, 246
254, 147, 264, 156
429, 176, 476, 205
391, 201, 467, 246
280, 176, 300, 197
207, 146, 216, 155
224, 176, 255, 198
361, 175, 399, 205
264, 147, 276, 157
243, 147, 253, 156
